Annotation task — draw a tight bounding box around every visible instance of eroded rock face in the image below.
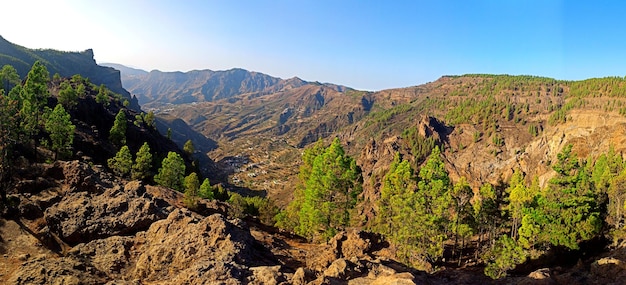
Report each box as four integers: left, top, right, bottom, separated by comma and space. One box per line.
8, 254, 108, 285
130, 209, 255, 284
44, 180, 167, 245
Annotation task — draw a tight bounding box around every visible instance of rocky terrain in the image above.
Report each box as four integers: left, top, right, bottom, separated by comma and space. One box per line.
6, 40, 626, 283
5, 157, 626, 284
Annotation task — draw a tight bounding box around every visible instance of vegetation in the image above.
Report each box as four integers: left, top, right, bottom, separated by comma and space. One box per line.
183, 139, 194, 157
109, 110, 127, 147
183, 172, 200, 209
199, 178, 213, 200
58, 81, 79, 110
44, 104, 75, 159
131, 142, 153, 181
154, 152, 186, 192
277, 138, 362, 241
108, 146, 133, 178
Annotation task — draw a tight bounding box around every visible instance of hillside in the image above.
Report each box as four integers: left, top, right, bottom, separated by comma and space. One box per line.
6, 38, 626, 283
0, 36, 139, 110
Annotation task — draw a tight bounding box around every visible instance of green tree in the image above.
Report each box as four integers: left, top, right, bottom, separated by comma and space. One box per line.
144, 111, 155, 127
0, 65, 20, 92
58, 81, 78, 110
199, 178, 214, 200
75, 83, 86, 99
374, 152, 438, 267
95, 84, 109, 105
296, 138, 362, 240
275, 138, 325, 231
0, 89, 20, 204
20, 61, 50, 139
183, 139, 194, 157
109, 110, 127, 147
108, 145, 133, 177
154, 151, 186, 191
472, 182, 502, 251
414, 146, 452, 262
44, 104, 75, 159
451, 177, 474, 257
506, 169, 535, 239
131, 142, 152, 181
483, 235, 527, 279
608, 169, 626, 236
375, 153, 415, 236
519, 145, 602, 250
183, 172, 200, 209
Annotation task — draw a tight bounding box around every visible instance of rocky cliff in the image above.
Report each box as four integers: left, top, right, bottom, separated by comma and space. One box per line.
0, 36, 139, 110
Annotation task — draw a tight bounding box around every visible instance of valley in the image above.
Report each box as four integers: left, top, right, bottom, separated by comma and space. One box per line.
2, 36, 626, 284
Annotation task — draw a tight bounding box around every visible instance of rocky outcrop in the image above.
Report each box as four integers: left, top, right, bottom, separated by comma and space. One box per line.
8, 254, 108, 285
44, 177, 167, 245
130, 209, 255, 283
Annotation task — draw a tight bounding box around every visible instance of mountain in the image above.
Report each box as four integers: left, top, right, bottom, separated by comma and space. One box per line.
0, 36, 140, 110
0, 62, 489, 285
100, 62, 148, 77
110, 63, 349, 108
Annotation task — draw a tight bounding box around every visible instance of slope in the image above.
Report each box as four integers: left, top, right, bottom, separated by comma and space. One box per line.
0, 35, 139, 110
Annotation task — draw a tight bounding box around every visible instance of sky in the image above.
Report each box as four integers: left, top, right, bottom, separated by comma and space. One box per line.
1, 1, 626, 91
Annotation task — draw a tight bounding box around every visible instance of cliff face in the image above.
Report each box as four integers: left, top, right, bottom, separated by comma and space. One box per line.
0, 36, 139, 110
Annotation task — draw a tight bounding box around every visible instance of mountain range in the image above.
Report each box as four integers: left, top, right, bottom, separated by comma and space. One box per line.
4, 37, 626, 283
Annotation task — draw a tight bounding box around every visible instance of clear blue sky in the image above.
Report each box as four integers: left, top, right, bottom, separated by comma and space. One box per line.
1, 1, 625, 91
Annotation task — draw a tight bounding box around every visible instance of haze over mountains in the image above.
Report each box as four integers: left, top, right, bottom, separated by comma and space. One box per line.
101, 63, 350, 108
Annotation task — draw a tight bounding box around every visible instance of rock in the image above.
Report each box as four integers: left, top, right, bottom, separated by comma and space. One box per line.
248, 265, 286, 285
591, 257, 626, 279
324, 258, 349, 278
292, 267, 316, 285
8, 255, 107, 284
17, 253, 30, 262
68, 236, 134, 275
349, 272, 417, 285
307, 230, 383, 273
528, 268, 551, 280
130, 209, 256, 284
44, 180, 167, 244
517, 268, 555, 285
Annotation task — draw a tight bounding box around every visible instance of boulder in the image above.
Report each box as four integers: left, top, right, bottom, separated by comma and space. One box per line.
68, 236, 135, 276
130, 209, 256, 283
8, 254, 107, 285
44, 180, 167, 244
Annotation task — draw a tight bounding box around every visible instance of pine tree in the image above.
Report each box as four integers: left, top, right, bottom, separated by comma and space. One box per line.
183, 139, 194, 157
519, 145, 602, 250
132, 142, 152, 181
109, 110, 127, 147
296, 138, 362, 240
95, 84, 109, 106
506, 169, 532, 239
183, 172, 200, 209
20, 61, 50, 139
451, 177, 474, 257
199, 178, 214, 200
154, 152, 186, 191
0, 88, 20, 204
108, 145, 132, 177
144, 111, 155, 128
414, 146, 452, 262
44, 104, 75, 159
483, 235, 527, 279
275, 138, 325, 231
0, 65, 20, 92
58, 81, 78, 110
